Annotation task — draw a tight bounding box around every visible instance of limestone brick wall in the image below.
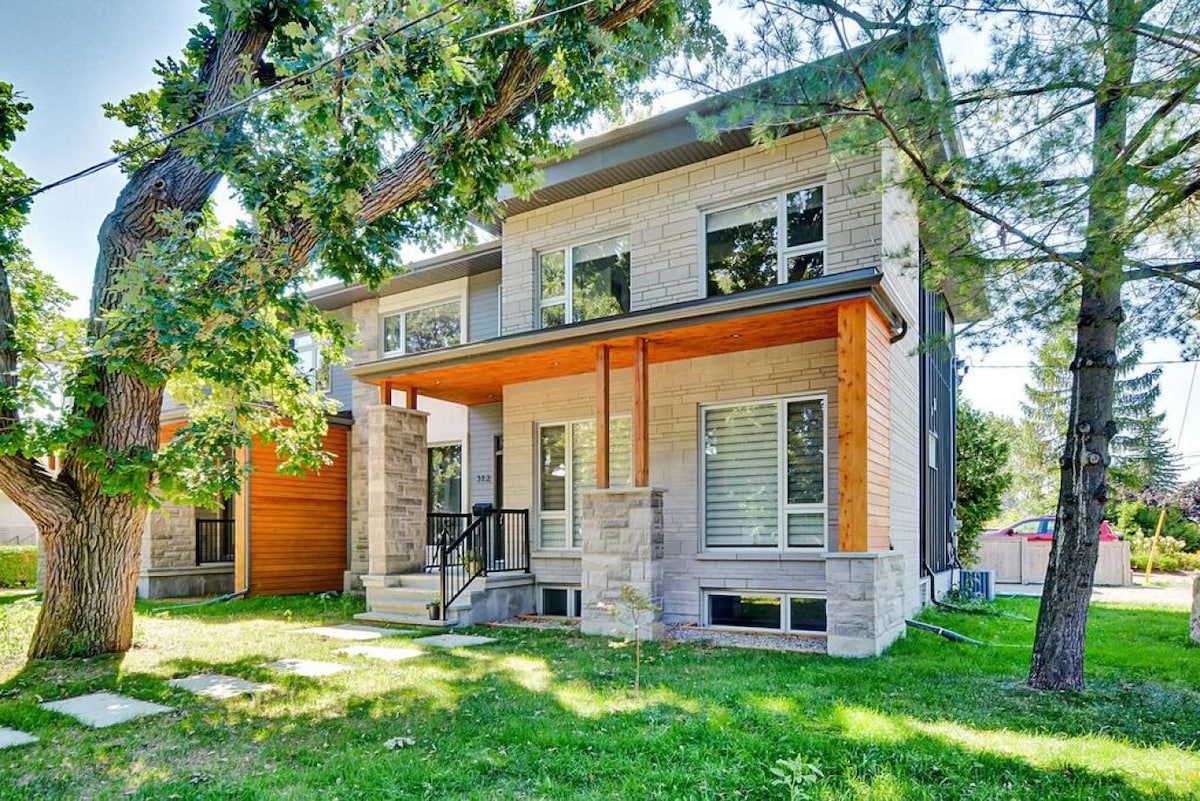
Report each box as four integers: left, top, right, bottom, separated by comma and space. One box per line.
825, 551, 906, 657
501, 129, 882, 335
146, 502, 197, 569
366, 405, 428, 576
346, 297, 382, 588
504, 339, 839, 624
881, 143, 925, 616
579, 488, 665, 638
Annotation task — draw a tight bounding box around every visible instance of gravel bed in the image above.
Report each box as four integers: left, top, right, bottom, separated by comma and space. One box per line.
486, 616, 581, 631
666, 624, 827, 654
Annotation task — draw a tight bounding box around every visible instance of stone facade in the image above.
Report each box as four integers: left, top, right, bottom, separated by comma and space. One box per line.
366, 405, 428, 577
825, 551, 907, 657
580, 488, 666, 639
504, 341, 841, 624
501, 129, 883, 336
138, 501, 234, 598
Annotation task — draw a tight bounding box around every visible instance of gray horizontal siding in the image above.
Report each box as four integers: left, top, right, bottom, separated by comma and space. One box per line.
468, 270, 501, 343
468, 403, 502, 507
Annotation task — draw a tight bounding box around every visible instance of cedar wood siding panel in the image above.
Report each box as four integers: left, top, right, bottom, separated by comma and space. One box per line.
246, 425, 349, 595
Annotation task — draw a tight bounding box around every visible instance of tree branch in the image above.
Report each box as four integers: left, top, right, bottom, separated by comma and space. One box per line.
1136, 127, 1200, 170
1124, 259, 1200, 283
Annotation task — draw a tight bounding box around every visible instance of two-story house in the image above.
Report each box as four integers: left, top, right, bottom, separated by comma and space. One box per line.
140, 30, 970, 657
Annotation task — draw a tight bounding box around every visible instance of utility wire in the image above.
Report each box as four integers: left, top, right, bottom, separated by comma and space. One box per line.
969, 358, 1200, 369
4, 0, 602, 209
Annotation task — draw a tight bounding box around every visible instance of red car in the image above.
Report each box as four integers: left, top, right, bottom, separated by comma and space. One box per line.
985, 515, 1119, 541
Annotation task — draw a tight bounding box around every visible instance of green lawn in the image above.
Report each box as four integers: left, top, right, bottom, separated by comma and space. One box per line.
0, 594, 1196, 800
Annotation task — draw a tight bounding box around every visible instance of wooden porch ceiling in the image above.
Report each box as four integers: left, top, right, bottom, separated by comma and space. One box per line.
368, 302, 842, 406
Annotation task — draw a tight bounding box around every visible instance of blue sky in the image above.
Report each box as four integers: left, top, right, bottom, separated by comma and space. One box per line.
2, 1, 1197, 480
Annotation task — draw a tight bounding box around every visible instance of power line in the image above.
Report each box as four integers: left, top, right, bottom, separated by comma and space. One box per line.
969, 358, 1200, 369
4, 0, 602, 209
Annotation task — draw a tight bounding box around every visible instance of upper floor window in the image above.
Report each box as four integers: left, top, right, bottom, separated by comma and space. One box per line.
382, 299, 460, 356
292, 333, 330, 392
539, 234, 630, 328
704, 186, 824, 297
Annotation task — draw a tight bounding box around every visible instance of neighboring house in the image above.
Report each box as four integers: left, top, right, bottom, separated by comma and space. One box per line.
142, 31, 973, 658
0, 490, 37, 547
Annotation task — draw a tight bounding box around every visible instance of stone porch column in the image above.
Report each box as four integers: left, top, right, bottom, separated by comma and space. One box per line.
363, 405, 428, 582
825, 551, 906, 657
580, 488, 666, 639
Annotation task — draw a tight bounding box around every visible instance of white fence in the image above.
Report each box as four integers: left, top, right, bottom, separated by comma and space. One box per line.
977, 538, 1132, 587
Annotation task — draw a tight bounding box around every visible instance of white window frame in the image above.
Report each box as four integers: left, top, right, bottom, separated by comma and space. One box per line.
699, 182, 827, 298
701, 589, 827, 634
536, 416, 632, 551
699, 393, 829, 553
536, 233, 631, 328
379, 280, 468, 357
291, 332, 330, 392
539, 585, 583, 618
427, 439, 467, 515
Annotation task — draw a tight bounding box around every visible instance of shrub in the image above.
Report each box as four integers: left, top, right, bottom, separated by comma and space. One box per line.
1116, 501, 1200, 552
0, 545, 37, 588
1127, 532, 1200, 573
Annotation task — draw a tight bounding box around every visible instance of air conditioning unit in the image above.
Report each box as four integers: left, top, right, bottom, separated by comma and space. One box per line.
959, 568, 996, 601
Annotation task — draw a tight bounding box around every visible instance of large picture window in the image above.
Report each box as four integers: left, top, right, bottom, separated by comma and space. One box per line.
538, 418, 632, 549
704, 186, 824, 297
382, 299, 461, 355
702, 396, 827, 550
539, 235, 630, 328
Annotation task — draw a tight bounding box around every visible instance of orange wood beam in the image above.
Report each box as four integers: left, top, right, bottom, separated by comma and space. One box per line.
595, 345, 610, 490
378, 380, 392, 405
837, 299, 893, 553
633, 337, 649, 487
838, 300, 869, 553
407, 386, 419, 410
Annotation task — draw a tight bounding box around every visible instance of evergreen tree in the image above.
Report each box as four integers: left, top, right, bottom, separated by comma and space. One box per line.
1011, 327, 1181, 516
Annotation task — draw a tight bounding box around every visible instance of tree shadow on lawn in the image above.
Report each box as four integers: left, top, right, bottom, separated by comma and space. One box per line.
0, 590, 36, 606
0, 627, 1196, 799
9, 640, 1193, 800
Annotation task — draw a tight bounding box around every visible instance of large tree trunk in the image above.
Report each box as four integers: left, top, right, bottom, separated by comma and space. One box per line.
30, 493, 147, 658
13, 14, 273, 660
1027, 279, 1121, 690
1027, 0, 1135, 691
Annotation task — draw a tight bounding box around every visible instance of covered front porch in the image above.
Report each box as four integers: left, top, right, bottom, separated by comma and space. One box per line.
350, 270, 912, 655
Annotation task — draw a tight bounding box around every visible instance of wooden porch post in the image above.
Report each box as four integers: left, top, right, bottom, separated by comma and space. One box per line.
836, 299, 892, 553
406, 386, 419, 410
595, 345, 610, 489
378, 380, 393, 406
633, 337, 649, 487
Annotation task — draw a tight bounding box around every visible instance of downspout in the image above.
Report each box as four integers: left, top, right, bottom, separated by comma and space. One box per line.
242, 443, 252, 595
888, 315, 909, 345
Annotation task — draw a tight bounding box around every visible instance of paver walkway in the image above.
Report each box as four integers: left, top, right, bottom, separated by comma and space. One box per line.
412, 634, 496, 648
168, 674, 275, 699
40, 692, 173, 729
0, 727, 38, 749
298, 624, 409, 641
334, 645, 424, 662
263, 659, 349, 677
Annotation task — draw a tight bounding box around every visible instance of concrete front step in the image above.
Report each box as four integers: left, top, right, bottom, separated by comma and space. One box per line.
354, 610, 458, 628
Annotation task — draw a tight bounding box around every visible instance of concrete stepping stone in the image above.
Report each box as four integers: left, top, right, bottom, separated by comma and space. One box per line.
412, 634, 496, 648
333, 645, 424, 662
297, 624, 408, 641
167, 674, 275, 700
0, 727, 38, 749
263, 658, 348, 677
40, 691, 173, 729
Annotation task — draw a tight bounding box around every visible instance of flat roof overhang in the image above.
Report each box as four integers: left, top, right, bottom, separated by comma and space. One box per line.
348, 268, 903, 406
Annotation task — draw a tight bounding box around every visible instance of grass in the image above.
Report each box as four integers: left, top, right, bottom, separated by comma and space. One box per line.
0, 594, 1197, 800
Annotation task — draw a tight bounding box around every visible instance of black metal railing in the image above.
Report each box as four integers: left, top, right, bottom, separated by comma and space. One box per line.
426, 513, 470, 570
195, 518, 235, 564
431, 508, 530, 619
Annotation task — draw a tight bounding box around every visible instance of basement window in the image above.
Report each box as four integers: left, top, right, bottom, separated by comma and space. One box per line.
541, 586, 583, 618
705, 591, 826, 633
